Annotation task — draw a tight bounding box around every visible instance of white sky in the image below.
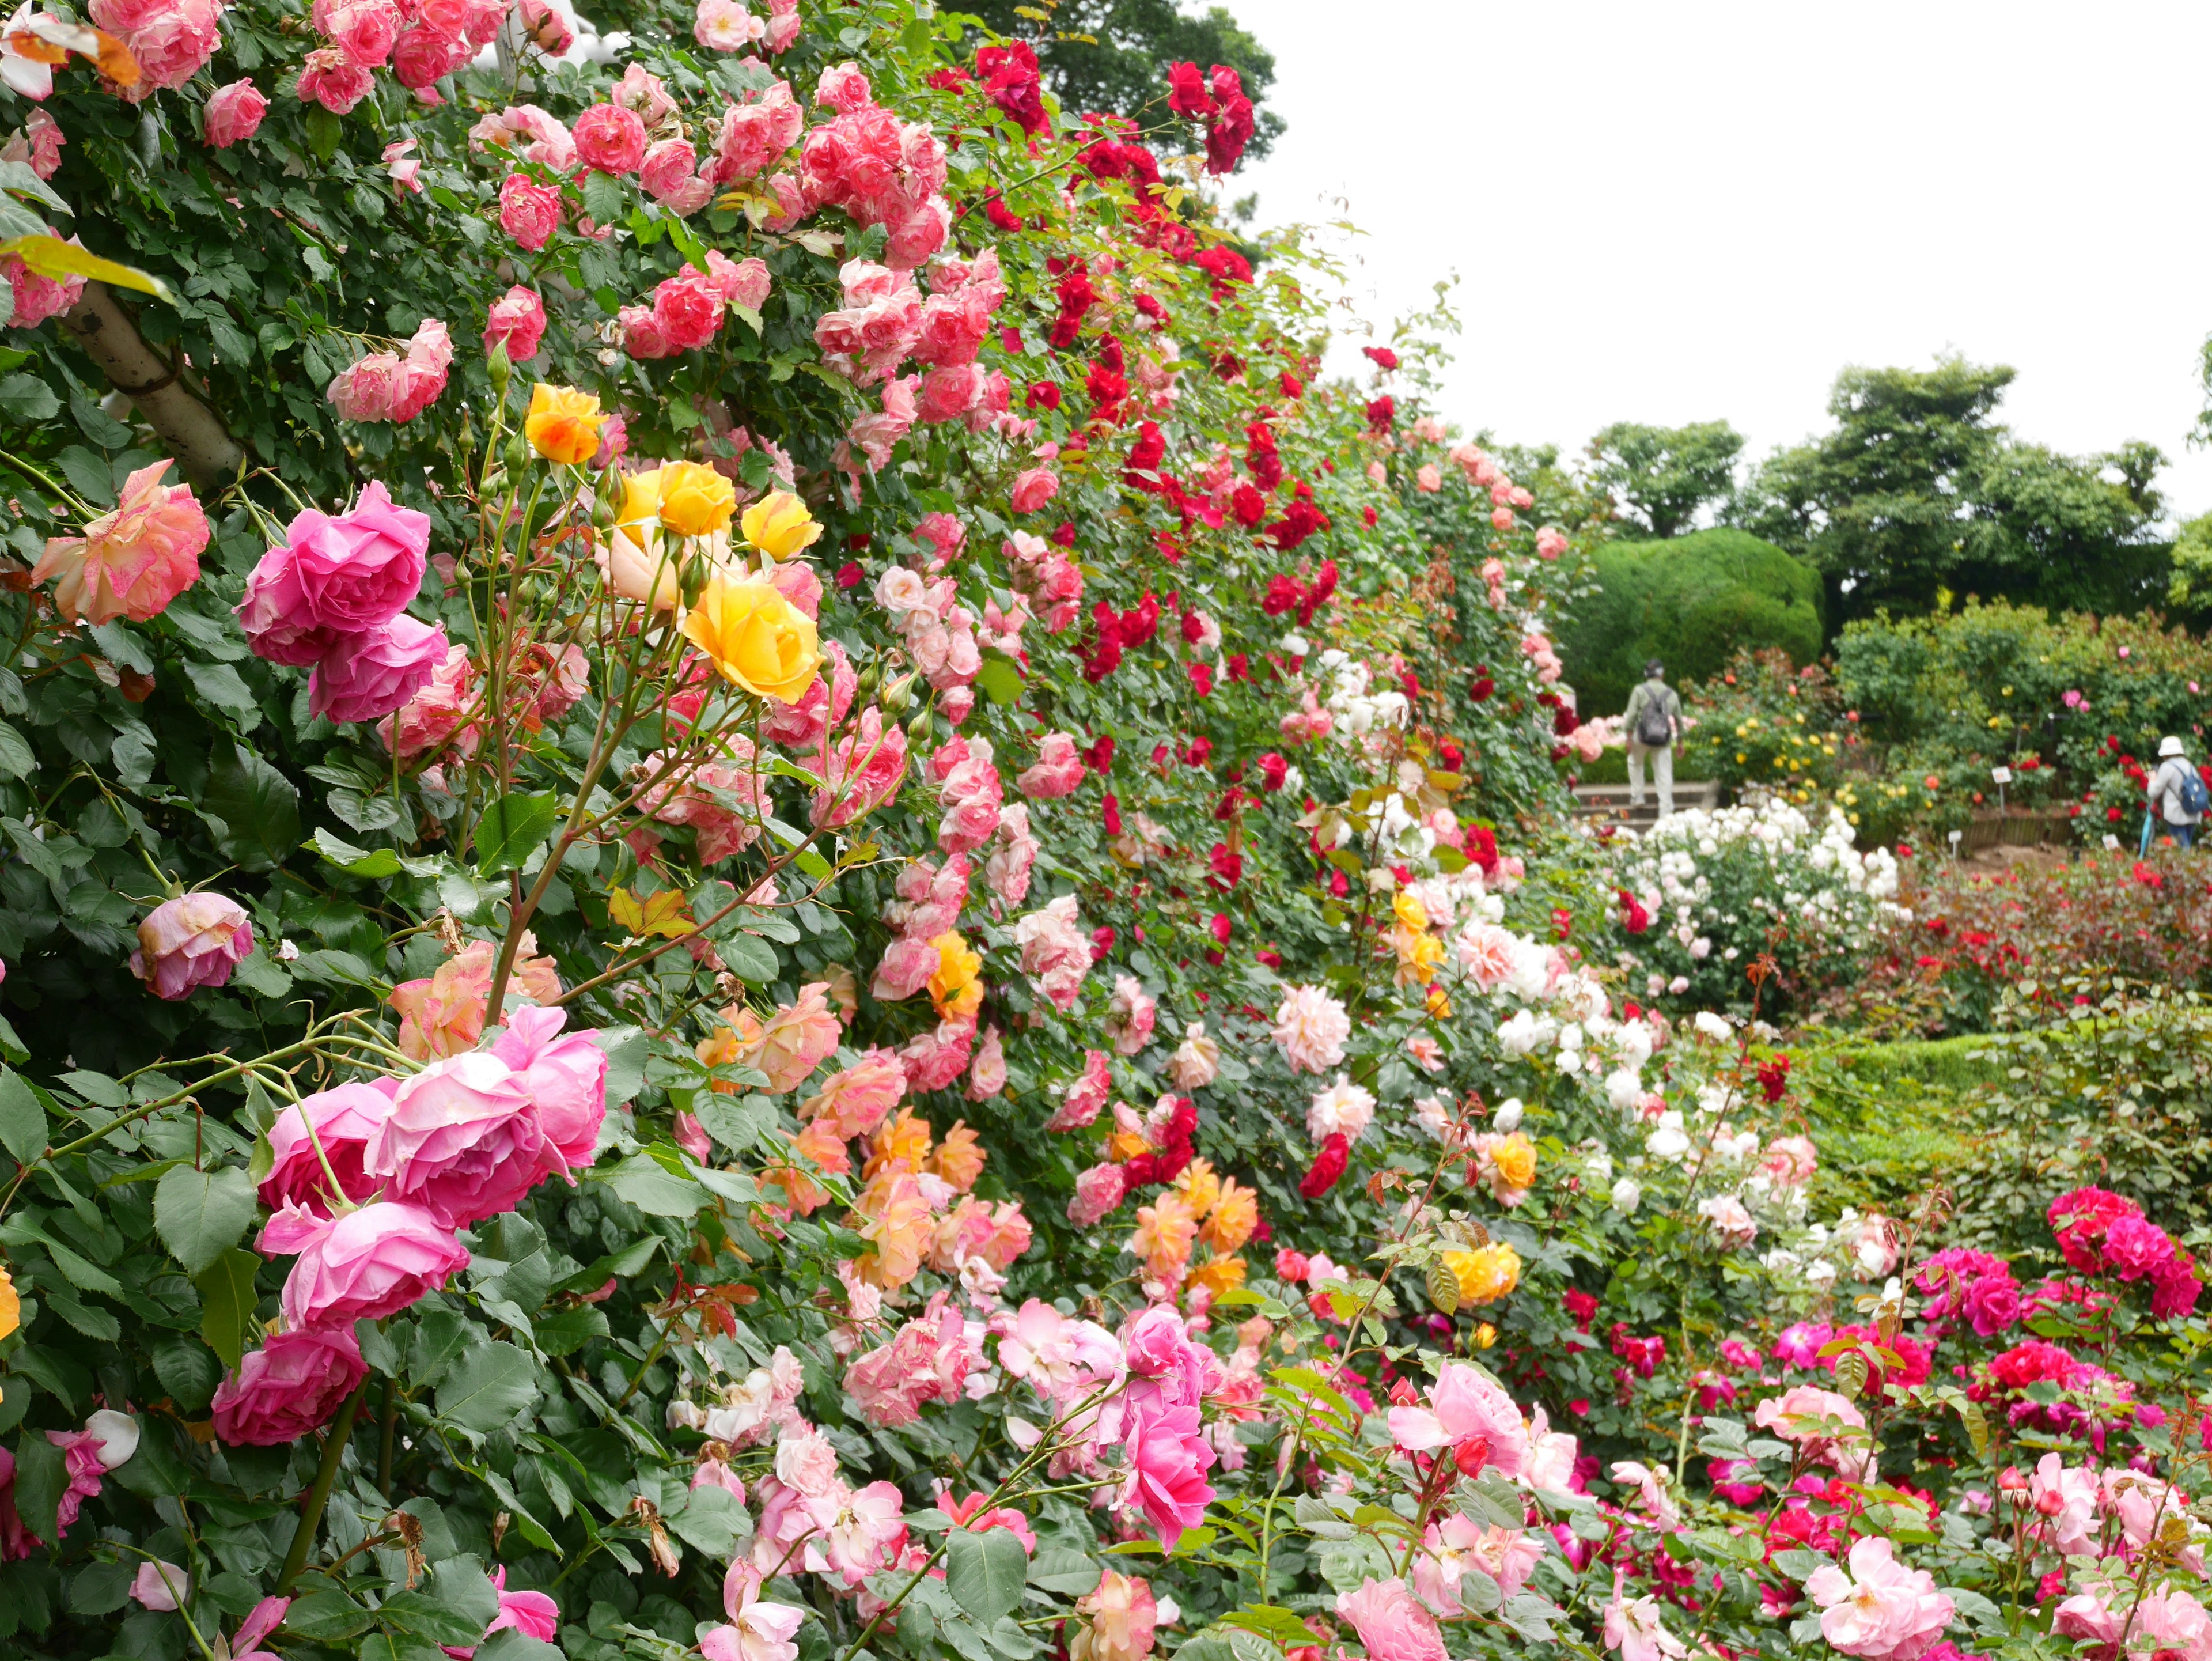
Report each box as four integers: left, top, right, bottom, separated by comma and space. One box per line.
1218, 0, 2212, 527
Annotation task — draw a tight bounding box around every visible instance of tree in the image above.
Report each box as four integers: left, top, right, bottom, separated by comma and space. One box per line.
1586, 418, 1743, 539
1733, 356, 2165, 629
962, 0, 1285, 162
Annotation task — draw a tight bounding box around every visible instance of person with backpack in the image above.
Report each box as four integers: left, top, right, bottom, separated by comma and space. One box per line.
2146, 735, 2207, 850
1623, 659, 1682, 819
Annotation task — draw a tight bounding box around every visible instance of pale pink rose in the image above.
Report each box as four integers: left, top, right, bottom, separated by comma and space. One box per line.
846, 1298, 969, 1427
694, 0, 763, 50
1015, 732, 1087, 799
262, 1200, 471, 1329
1387, 1361, 1531, 1477
1164, 1024, 1219, 1091
483, 284, 548, 362
1272, 983, 1350, 1074
1415, 464, 1441, 493
1603, 1573, 1687, 1661
1336, 1577, 1445, 1661
1014, 894, 1090, 1012
204, 79, 267, 147
211, 1326, 368, 1445
1802, 1537, 1954, 1661
1104, 974, 1157, 1057
310, 614, 450, 724
500, 172, 564, 251
871, 935, 938, 1002
0, 109, 61, 181
711, 251, 772, 311
261, 1079, 396, 1213
297, 46, 374, 112
762, 0, 798, 50
1753, 1384, 1869, 1474
33, 459, 207, 625
490, 1004, 609, 1170
1066, 1161, 1125, 1227
573, 101, 647, 173
1413, 1516, 1541, 1613
613, 60, 677, 122
1609, 1459, 1680, 1528
772, 1423, 842, 1496
700, 1601, 804, 1661
1306, 1077, 1375, 1143
130, 1561, 191, 1611
1009, 466, 1058, 513
91, 0, 224, 99
966, 1026, 1007, 1100
732, 983, 843, 1093
328, 352, 402, 421
2028, 1452, 2099, 1556
983, 801, 1037, 907
366, 1051, 556, 1228
1758, 1134, 1818, 1189
130, 891, 253, 1000
1536, 525, 1569, 560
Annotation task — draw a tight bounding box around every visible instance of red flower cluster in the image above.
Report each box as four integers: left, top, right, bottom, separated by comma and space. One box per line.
975, 41, 1047, 135
1363, 345, 1399, 370
1256, 560, 1338, 626
1755, 1054, 1791, 1103
1365, 394, 1395, 433
1121, 1095, 1198, 1189
1616, 889, 1650, 935
1299, 1131, 1350, 1198
1163, 60, 1256, 174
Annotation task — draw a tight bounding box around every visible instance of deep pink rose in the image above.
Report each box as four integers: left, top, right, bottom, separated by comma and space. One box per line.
211, 1327, 369, 1445
297, 47, 374, 114
237, 544, 342, 666
483, 284, 548, 363
262, 1200, 469, 1329
640, 138, 700, 203
272, 480, 430, 634
310, 614, 449, 724
1009, 467, 1058, 513
619, 304, 674, 360
392, 20, 474, 89
1119, 1397, 1215, 1550
203, 80, 267, 147
490, 1005, 609, 1170
499, 172, 563, 251
260, 1079, 397, 1213
366, 1051, 556, 1228
572, 102, 647, 174
650, 270, 724, 351
90, 0, 222, 99
130, 892, 253, 1000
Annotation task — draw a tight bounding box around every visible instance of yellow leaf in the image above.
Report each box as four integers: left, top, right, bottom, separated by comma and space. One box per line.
639, 890, 696, 939
0, 236, 172, 303
607, 887, 645, 934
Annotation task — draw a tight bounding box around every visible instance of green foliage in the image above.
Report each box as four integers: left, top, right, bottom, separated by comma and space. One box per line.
1556, 529, 1822, 718
1585, 418, 1743, 539
1734, 355, 2168, 628
1674, 647, 1846, 807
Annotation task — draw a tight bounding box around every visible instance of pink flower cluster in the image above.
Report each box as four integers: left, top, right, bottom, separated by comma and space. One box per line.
327, 317, 454, 425
797, 63, 950, 269
237, 480, 452, 725
874, 566, 981, 713
1912, 1247, 2020, 1338
1804, 1537, 1955, 1660
628, 736, 771, 866
1015, 894, 1092, 1012
90, 0, 224, 101
1098, 1306, 1219, 1549
621, 250, 770, 359
212, 1007, 606, 1446
2049, 1186, 2202, 1317
929, 732, 1003, 854
1003, 530, 1084, 633
870, 852, 969, 1002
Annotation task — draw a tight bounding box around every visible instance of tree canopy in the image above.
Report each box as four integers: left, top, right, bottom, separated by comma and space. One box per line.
1586, 418, 1743, 539
1730, 356, 2166, 629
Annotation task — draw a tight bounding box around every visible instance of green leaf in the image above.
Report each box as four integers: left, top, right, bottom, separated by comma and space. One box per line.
1216, 1609, 1322, 1647
1024, 1548, 1103, 1596
581, 171, 626, 228
532, 1304, 609, 1358
718, 930, 781, 983
667, 1482, 745, 1556
0, 1066, 46, 1163
381, 1591, 493, 1648
284, 1590, 373, 1641
205, 744, 301, 871
0, 374, 56, 423
976, 651, 1023, 706
12, 1427, 66, 1541
184, 660, 260, 713
476, 1629, 562, 1661
946, 1526, 1028, 1625
434, 1340, 539, 1434
474, 790, 560, 873
597, 1152, 705, 1216
195, 1248, 262, 1368
153, 1164, 258, 1274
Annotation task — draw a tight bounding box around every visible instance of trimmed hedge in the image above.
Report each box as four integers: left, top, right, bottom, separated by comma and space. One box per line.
1560, 528, 1824, 717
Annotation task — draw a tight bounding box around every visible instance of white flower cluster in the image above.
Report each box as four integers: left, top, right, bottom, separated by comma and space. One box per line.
1316, 649, 1410, 739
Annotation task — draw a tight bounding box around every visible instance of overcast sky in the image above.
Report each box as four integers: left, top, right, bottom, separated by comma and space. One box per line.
1217, 0, 2212, 525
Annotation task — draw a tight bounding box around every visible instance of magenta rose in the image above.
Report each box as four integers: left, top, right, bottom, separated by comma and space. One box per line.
211, 1326, 369, 1445
324, 0, 397, 65
490, 1005, 609, 1170
203, 79, 266, 147
263, 1200, 469, 1329
1961, 1273, 2021, 1337
130, 892, 254, 1000
267, 480, 430, 637
572, 102, 647, 174
499, 172, 563, 251
310, 614, 449, 724
365, 1051, 553, 1228
260, 1079, 397, 1213
237, 544, 340, 665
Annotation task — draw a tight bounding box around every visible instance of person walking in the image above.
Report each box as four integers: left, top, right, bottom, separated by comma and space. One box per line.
1623, 658, 1681, 819
2145, 735, 2208, 851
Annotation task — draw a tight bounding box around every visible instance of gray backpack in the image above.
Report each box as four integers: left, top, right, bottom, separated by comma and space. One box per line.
1634, 689, 1673, 748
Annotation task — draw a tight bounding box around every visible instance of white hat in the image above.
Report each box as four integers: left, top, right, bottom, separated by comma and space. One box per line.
2160, 735, 2186, 758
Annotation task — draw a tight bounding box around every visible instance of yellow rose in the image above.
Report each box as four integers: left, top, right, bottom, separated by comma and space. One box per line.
1490, 1130, 1537, 1191
1187, 1254, 1247, 1299
1444, 1242, 1522, 1306
524, 383, 604, 464
0, 1266, 17, 1342
683, 577, 821, 702
741, 490, 824, 560
658, 461, 737, 538
927, 930, 984, 1022
1393, 890, 1429, 934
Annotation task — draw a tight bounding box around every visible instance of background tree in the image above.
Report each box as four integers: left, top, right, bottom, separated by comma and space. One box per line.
1733, 355, 2166, 629
1586, 418, 1743, 538
961, 0, 1283, 161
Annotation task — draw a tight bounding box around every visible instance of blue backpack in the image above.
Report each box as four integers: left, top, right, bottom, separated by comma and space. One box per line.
2182, 769, 2211, 818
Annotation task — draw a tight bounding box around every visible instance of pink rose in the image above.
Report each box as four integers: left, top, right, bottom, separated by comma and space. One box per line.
203, 80, 267, 147
366, 1050, 558, 1228
388, 320, 452, 422
377, 644, 479, 759
328, 352, 402, 422
613, 62, 676, 122
323, 0, 399, 65
130, 892, 253, 1000
309, 613, 450, 724
1015, 732, 1086, 799
32, 459, 207, 625
392, 20, 473, 88
1118, 1397, 1215, 1550
499, 172, 564, 251
1336, 1578, 1448, 1661
262, 1200, 470, 1329
297, 47, 374, 113
573, 101, 647, 174
640, 137, 702, 202
1009, 467, 1058, 513
651, 268, 725, 351
260, 1079, 397, 1213
90, 0, 222, 98
618, 304, 675, 360
693, 0, 763, 51
798, 1052, 904, 1139
264, 480, 430, 635
811, 707, 907, 828
483, 284, 548, 362
1066, 1161, 1124, 1226
712, 251, 771, 311
490, 1005, 609, 1170
730, 983, 842, 1094
211, 1326, 369, 1445
3, 229, 85, 329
